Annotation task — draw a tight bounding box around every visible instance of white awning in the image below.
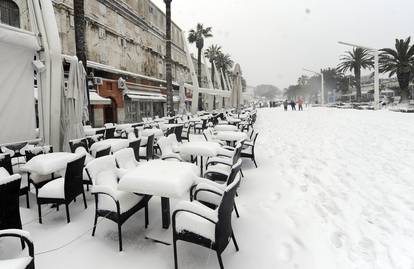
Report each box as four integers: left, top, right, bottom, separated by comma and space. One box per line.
90, 91, 111, 105
183, 83, 231, 97
126, 93, 166, 102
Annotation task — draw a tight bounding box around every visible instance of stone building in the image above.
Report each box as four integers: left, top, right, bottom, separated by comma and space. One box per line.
1, 0, 192, 126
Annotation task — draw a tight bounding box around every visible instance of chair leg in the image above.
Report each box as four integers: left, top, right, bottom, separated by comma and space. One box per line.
216, 251, 224, 269
26, 191, 30, 208
231, 232, 239, 251
234, 203, 240, 218
253, 157, 258, 168
144, 205, 149, 228
92, 212, 98, 236
65, 203, 70, 223
82, 191, 87, 209
118, 223, 123, 251
37, 203, 42, 224
56, 204, 59, 211
86, 184, 89, 191
173, 238, 178, 269
21, 238, 25, 250
240, 169, 244, 178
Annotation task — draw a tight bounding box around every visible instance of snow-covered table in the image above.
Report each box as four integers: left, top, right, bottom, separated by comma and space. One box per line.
84, 127, 105, 136
140, 128, 164, 138
89, 139, 129, 155
214, 124, 238, 132
159, 123, 183, 132
118, 160, 198, 230
227, 118, 241, 124
21, 152, 78, 176
214, 131, 247, 146
179, 141, 221, 174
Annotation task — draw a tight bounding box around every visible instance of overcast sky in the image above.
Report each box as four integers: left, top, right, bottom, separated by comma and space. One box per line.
152, 0, 413, 89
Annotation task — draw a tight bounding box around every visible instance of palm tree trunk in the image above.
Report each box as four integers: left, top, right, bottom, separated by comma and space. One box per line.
164, 0, 174, 116
397, 72, 410, 101
74, 0, 91, 123
354, 67, 361, 102
211, 60, 216, 110
197, 48, 203, 110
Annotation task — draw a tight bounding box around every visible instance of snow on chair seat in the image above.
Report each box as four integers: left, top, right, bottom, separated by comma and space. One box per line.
0, 229, 34, 269
37, 177, 65, 199
114, 148, 139, 170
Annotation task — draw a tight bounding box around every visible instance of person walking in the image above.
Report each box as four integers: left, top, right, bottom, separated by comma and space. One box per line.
290, 99, 296, 110
283, 99, 288, 111
297, 97, 304, 111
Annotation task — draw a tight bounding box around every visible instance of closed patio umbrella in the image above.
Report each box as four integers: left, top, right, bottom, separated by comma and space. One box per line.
61, 56, 86, 152
231, 63, 242, 111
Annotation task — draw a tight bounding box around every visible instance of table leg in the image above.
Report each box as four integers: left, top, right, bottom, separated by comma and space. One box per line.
200, 156, 203, 176
161, 197, 170, 229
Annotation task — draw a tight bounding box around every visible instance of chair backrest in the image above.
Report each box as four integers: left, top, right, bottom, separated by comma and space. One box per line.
64, 155, 86, 201
95, 129, 105, 137
0, 153, 13, 174
157, 137, 171, 157
146, 134, 155, 159
174, 125, 184, 143
133, 127, 140, 138
232, 143, 244, 164
226, 159, 242, 186
25, 145, 53, 162
85, 155, 118, 186
105, 127, 116, 139
128, 139, 141, 161
69, 138, 88, 153
95, 146, 111, 158
104, 123, 115, 128
251, 132, 259, 146
0, 174, 22, 230
166, 127, 175, 136
114, 148, 138, 169
215, 174, 241, 253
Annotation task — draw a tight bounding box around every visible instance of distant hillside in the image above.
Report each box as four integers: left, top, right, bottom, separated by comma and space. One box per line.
254, 84, 282, 99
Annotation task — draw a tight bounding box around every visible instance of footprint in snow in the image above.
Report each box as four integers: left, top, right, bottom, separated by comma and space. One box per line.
276, 242, 293, 262
331, 231, 346, 248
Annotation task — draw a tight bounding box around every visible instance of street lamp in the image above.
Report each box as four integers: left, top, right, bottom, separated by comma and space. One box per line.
338, 41, 380, 110
303, 68, 325, 105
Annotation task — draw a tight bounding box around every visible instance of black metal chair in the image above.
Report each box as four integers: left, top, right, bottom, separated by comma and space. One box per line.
95, 146, 111, 158
128, 139, 141, 162
166, 126, 176, 136
181, 124, 191, 142
174, 125, 184, 143
0, 173, 23, 231
86, 134, 104, 148
0, 153, 30, 208
241, 132, 259, 168
85, 156, 152, 251
172, 175, 241, 269
139, 134, 155, 161
194, 119, 207, 134
0, 229, 35, 269
25, 146, 54, 197
205, 143, 244, 182
36, 155, 87, 223
69, 138, 89, 153
105, 127, 116, 139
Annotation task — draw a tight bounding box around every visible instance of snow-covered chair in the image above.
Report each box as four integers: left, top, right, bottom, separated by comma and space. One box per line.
139, 134, 155, 161
157, 136, 182, 161
194, 160, 242, 218
0, 229, 34, 269
181, 123, 191, 142
174, 125, 184, 143
172, 174, 241, 269
203, 129, 225, 146
24, 146, 54, 195
241, 132, 259, 168
204, 143, 244, 182
86, 134, 104, 148
194, 119, 207, 134
114, 148, 139, 170
0, 172, 23, 231
36, 155, 86, 223
128, 139, 141, 162
0, 153, 29, 208
104, 127, 116, 139
68, 138, 89, 153
85, 156, 151, 251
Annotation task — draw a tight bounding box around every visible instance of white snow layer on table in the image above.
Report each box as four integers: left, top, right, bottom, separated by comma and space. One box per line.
178, 141, 221, 157
214, 131, 247, 142
21, 152, 78, 175
118, 160, 198, 198
214, 124, 238, 131
7, 107, 414, 269
89, 139, 129, 155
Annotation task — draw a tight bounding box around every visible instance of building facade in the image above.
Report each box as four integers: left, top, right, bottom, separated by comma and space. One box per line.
2, 0, 192, 126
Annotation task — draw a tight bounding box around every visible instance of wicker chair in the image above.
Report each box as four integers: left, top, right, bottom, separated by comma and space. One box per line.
139, 134, 155, 161
241, 132, 259, 168
172, 175, 241, 269
0, 229, 34, 269
85, 156, 152, 251
36, 155, 87, 223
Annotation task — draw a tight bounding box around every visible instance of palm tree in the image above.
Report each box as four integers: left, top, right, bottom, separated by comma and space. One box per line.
204, 44, 222, 86
216, 52, 234, 90
337, 48, 374, 102
164, 0, 174, 115
188, 23, 213, 110
379, 37, 414, 100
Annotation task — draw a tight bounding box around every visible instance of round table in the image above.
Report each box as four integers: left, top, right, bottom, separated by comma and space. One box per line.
214, 131, 247, 146
214, 125, 238, 132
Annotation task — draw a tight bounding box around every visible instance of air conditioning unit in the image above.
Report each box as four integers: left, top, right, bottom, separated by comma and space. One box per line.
93, 77, 103, 85
118, 77, 127, 90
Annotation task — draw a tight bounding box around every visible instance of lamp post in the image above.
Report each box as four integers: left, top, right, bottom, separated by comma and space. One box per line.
338, 41, 380, 110
164, 0, 174, 116
303, 68, 325, 105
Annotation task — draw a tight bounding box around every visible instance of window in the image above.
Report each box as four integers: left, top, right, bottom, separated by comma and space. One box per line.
0, 0, 20, 28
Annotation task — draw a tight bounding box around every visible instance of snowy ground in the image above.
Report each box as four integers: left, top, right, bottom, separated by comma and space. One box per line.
2, 107, 414, 269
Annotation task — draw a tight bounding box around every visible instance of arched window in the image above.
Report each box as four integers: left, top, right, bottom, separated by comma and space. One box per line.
0, 0, 20, 28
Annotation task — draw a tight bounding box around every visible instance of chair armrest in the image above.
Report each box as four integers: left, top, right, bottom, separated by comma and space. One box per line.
172, 201, 218, 233
206, 158, 232, 168
0, 229, 34, 256
91, 185, 118, 202
162, 156, 182, 161
194, 182, 224, 201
